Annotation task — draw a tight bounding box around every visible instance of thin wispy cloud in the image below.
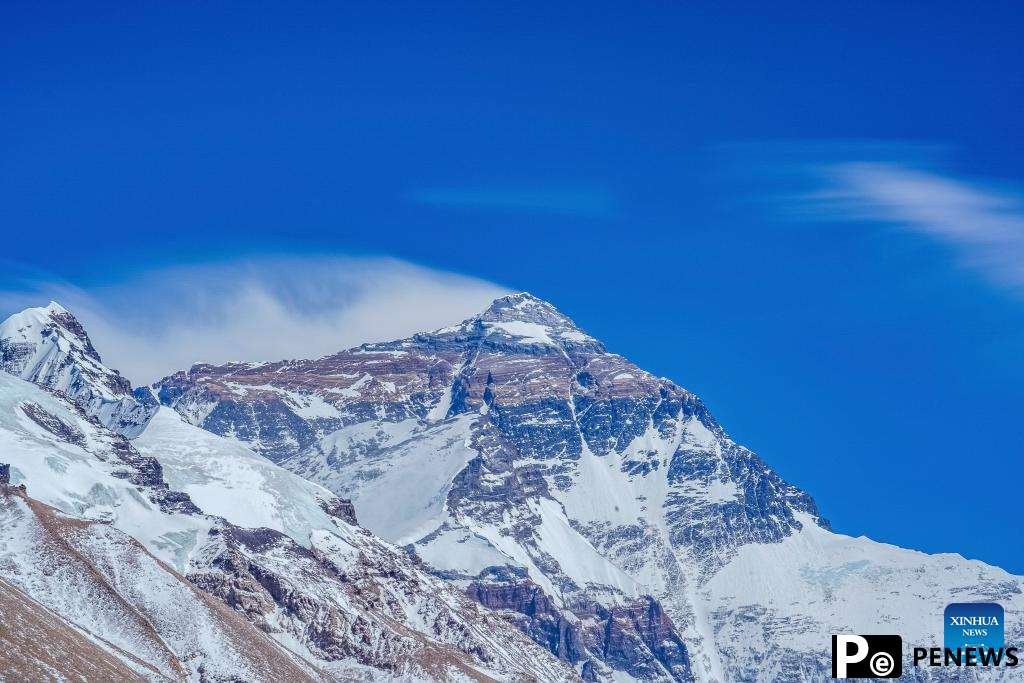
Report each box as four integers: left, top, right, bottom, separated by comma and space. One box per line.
0, 256, 508, 385
408, 187, 615, 217
812, 163, 1024, 296
724, 141, 1024, 299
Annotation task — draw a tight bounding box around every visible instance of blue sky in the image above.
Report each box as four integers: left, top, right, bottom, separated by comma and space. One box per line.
3, 2, 1023, 571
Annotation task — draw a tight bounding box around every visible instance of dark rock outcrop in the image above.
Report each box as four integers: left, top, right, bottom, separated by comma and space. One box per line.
188, 523, 576, 680
104, 430, 201, 515
468, 578, 586, 665
318, 496, 358, 526
20, 402, 87, 447
467, 577, 693, 682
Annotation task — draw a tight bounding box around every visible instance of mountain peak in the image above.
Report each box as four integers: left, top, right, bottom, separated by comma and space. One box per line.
44, 300, 69, 314
479, 292, 575, 326
469, 292, 603, 351
0, 301, 99, 362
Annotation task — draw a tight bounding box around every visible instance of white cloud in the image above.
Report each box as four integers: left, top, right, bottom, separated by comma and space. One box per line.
813, 162, 1024, 295
0, 256, 509, 385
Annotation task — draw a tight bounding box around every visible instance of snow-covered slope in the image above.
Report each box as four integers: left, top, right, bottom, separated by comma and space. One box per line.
0, 372, 210, 572
0, 359, 576, 681
134, 407, 348, 546
153, 292, 1024, 683
704, 513, 1023, 681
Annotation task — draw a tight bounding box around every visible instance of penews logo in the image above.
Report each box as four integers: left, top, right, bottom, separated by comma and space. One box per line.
831, 635, 902, 678
833, 604, 1017, 676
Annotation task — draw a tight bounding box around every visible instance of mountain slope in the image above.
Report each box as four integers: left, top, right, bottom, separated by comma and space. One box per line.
153, 292, 1024, 682
0, 577, 150, 683
0, 352, 576, 682
0, 484, 326, 683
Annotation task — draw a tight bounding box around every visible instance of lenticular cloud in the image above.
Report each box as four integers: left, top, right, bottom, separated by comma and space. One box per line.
0, 255, 508, 384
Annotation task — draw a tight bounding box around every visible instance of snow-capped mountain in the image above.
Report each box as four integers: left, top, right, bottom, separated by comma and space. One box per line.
0, 306, 577, 682
150, 292, 1024, 682
2, 295, 1020, 682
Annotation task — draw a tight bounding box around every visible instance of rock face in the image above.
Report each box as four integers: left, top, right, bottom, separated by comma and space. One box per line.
188, 521, 575, 682
318, 495, 359, 525
0, 302, 156, 436
151, 292, 1024, 682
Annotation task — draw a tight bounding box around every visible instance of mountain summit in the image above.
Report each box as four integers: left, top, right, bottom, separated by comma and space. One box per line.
438, 291, 606, 354
476, 291, 590, 332
0, 302, 111, 382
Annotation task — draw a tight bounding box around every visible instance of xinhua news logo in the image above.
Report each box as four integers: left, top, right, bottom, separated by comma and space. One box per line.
945, 603, 1004, 652
831, 635, 901, 678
